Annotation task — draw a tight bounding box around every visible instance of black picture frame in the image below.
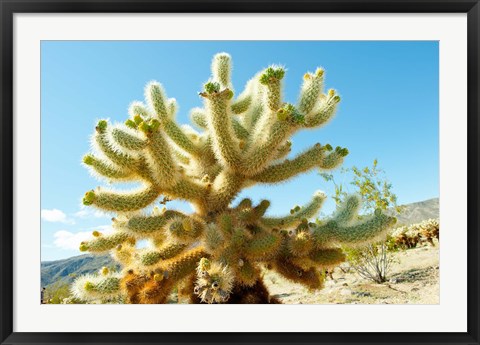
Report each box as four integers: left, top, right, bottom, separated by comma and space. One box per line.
1, 1, 479, 344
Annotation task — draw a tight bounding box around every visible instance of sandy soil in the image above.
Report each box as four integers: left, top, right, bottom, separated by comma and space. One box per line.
264, 244, 439, 304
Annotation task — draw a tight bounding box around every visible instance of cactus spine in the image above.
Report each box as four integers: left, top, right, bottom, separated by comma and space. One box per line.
73, 53, 396, 303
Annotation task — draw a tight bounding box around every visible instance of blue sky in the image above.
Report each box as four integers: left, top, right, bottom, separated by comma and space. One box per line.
41, 41, 439, 261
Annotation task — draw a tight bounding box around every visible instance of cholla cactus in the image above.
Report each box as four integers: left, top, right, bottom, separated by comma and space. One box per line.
391, 218, 439, 249
72, 53, 396, 303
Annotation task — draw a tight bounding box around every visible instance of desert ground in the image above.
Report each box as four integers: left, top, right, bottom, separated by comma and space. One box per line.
264, 244, 439, 304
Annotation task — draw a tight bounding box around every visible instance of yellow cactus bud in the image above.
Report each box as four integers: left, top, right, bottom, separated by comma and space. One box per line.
92, 230, 101, 237
101, 267, 109, 276
315, 68, 324, 77
224, 89, 234, 100
84, 281, 95, 291
199, 257, 211, 271
82, 190, 95, 206
153, 273, 163, 282
133, 114, 143, 125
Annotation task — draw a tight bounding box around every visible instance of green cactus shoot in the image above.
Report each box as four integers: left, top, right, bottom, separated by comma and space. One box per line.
71, 53, 396, 304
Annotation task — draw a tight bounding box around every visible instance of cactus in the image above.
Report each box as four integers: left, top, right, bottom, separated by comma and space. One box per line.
391, 218, 439, 249
72, 53, 396, 304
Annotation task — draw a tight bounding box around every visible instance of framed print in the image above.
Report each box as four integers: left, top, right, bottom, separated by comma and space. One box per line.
1, 1, 479, 344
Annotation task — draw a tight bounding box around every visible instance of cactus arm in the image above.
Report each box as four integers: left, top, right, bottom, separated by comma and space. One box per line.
111, 125, 148, 151
244, 231, 282, 260
238, 200, 270, 224
331, 194, 362, 224
231, 95, 252, 114
202, 87, 241, 170
249, 67, 285, 145
242, 104, 263, 131
287, 231, 314, 256
168, 217, 205, 242
173, 149, 191, 165
303, 91, 341, 128
242, 120, 293, 176
232, 118, 249, 141
83, 154, 132, 181
298, 68, 325, 115
140, 243, 187, 266
115, 210, 186, 236
82, 185, 160, 212
234, 258, 259, 286
146, 81, 199, 156
71, 274, 122, 302
93, 121, 138, 169
250, 143, 327, 184
312, 211, 397, 246
144, 130, 178, 187
79, 232, 133, 253
190, 108, 208, 129
129, 101, 151, 119
158, 247, 208, 281
137, 279, 175, 304
318, 147, 349, 170
164, 178, 207, 206
204, 224, 225, 253
112, 244, 135, 266
261, 191, 326, 228
272, 259, 324, 290
207, 171, 243, 213
163, 120, 199, 156
308, 248, 346, 267
260, 66, 284, 112
146, 81, 170, 122
212, 53, 233, 89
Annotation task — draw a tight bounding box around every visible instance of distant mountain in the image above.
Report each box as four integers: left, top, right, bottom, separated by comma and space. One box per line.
41, 197, 439, 288
393, 197, 439, 226
41, 254, 117, 288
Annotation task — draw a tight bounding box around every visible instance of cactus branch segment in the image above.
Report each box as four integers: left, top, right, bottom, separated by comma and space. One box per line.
261, 191, 326, 228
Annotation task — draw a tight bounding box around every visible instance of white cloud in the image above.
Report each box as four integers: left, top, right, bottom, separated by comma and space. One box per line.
53, 230, 93, 251
41, 209, 75, 224
53, 226, 114, 251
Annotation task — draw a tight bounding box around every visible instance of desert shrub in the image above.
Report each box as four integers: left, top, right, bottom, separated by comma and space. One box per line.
321, 159, 401, 284
343, 242, 396, 283
45, 281, 72, 304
